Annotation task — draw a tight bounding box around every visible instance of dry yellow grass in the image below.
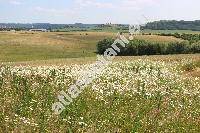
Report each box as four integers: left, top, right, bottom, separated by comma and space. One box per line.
133, 35, 183, 43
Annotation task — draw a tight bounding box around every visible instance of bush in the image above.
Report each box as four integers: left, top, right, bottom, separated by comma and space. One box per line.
190, 42, 200, 53
158, 33, 200, 44
97, 38, 115, 54
97, 38, 200, 56
165, 41, 189, 54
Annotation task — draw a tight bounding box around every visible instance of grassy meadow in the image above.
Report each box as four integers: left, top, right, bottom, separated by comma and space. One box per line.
143, 29, 200, 34
0, 31, 114, 62
0, 31, 200, 132
0, 31, 183, 62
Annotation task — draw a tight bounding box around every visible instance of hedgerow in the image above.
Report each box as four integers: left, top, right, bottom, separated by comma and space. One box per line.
97, 38, 200, 55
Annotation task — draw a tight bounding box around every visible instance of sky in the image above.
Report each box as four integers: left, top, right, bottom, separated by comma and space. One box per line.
0, 0, 199, 24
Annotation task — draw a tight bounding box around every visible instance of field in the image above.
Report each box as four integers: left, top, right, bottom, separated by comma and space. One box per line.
0, 31, 114, 62
0, 31, 200, 132
143, 29, 200, 34
0, 31, 183, 62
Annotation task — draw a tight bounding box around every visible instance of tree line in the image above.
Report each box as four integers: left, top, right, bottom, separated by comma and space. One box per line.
143, 20, 200, 31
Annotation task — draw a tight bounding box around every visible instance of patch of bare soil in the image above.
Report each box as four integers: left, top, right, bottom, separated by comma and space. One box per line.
184, 68, 200, 77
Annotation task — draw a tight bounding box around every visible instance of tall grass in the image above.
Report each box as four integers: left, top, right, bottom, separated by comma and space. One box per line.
0, 58, 199, 132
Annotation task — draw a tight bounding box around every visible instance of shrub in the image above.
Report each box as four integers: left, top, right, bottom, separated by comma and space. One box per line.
96, 38, 200, 56
97, 38, 115, 54
165, 41, 189, 54
190, 42, 200, 53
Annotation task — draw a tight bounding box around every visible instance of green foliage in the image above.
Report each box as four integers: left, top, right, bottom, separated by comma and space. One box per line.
165, 41, 189, 54
190, 42, 200, 53
97, 38, 115, 54
158, 33, 200, 43
97, 38, 200, 56
144, 20, 200, 31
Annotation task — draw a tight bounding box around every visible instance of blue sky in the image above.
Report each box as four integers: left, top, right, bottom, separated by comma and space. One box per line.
0, 0, 199, 24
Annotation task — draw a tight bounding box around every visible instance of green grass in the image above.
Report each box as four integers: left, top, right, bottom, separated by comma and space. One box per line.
143, 29, 200, 34
0, 32, 114, 62
0, 44, 95, 62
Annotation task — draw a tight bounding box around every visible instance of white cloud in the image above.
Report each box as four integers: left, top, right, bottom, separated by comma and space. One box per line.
71, 0, 158, 24
118, 0, 159, 11
9, 0, 22, 5
34, 7, 76, 17
122, 0, 158, 6
74, 0, 159, 11
75, 0, 115, 9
